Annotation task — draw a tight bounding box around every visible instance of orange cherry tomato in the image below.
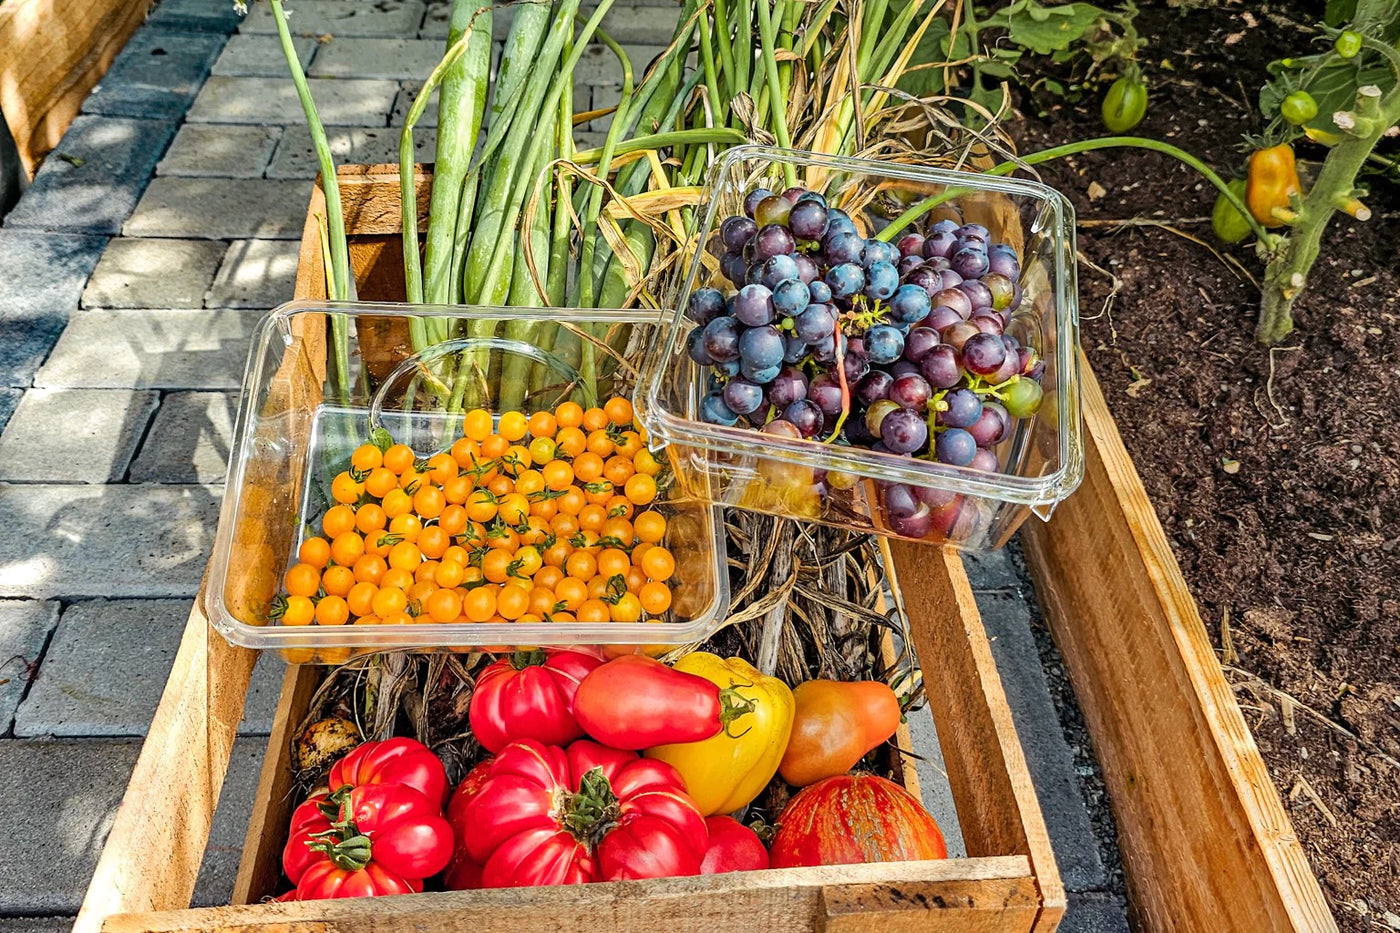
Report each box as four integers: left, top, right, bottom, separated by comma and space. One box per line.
614, 431, 644, 460
603, 456, 635, 487
496, 585, 529, 621
639, 580, 672, 614
634, 511, 666, 544
528, 410, 557, 438
365, 467, 399, 499
641, 546, 675, 582
625, 474, 658, 506
586, 430, 615, 459
555, 401, 584, 429
600, 518, 634, 548
609, 592, 643, 623
463, 409, 493, 442
331, 471, 363, 505
388, 512, 422, 542
604, 397, 633, 426
284, 563, 321, 598
330, 532, 366, 566
480, 434, 509, 460
597, 548, 631, 580
371, 586, 409, 618
565, 551, 598, 582
381, 568, 414, 592
351, 444, 383, 473
381, 488, 413, 519
577, 599, 611, 623
352, 554, 387, 585
437, 504, 468, 536
482, 549, 513, 584
464, 586, 498, 622
413, 485, 446, 520
280, 595, 315, 627
556, 487, 586, 516
555, 426, 587, 458
321, 565, 355, 597
382, 444, 416, 473
347, 581, 378, 618
426, 452, 457, 485
418, 525, 450, 560
451, 437, 480, 468
426, 587, 463, 623
315, 595, 350, 626
388, 541, 423, 572
298, 536, 332, 569
322, 505, 357, 538
542, 460, 574, 492
355, 504, 387, 535
435, 560, 466, 589
534, 566, 564, 593
582, 407, 609, 432
633, 449, 661, 477
554, 577, 588, 611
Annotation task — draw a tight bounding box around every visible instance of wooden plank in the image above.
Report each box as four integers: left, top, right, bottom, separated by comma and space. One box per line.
105, 858, 1037, 933
1019, 351, 1336, 933
0, 0, 150, 175
888, 542, 1064, 933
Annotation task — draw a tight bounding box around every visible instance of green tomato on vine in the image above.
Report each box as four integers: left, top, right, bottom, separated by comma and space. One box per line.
1280, 90, 1318, 126
1101, 68, 1148, 133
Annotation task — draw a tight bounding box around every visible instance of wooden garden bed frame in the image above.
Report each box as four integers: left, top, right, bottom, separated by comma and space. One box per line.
72, 163, 1335, 933
74, 165, 1064, 933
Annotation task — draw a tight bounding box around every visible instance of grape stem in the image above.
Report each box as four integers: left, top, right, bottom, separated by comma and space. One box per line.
876, 136, 1274, 246
822, 317, 852, 444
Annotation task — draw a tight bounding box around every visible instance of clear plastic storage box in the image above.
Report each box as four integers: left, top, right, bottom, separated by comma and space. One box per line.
636, 146, 1085, 551
208, 302, 730, 661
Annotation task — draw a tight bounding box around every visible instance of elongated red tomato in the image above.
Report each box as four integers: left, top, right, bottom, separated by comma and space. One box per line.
460, 737, 708, 887
574, 655, 754, 749
443, 757, 495, 890
469, 649, 603, 753
770, 774, 947, 868
283, 783, 454, 898
699, 816, 770, 874
327, 736, 449, 807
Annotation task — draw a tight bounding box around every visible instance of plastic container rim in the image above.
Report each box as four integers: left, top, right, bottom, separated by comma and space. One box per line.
635, 144, 1085, 509
205, 300, 732, 649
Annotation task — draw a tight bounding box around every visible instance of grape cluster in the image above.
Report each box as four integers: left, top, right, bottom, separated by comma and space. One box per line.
684, 184, 1049, 539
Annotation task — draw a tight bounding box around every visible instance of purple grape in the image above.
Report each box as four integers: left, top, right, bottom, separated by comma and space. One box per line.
890, 373, 931, 410
955, 234, 989, 256
882, 482, 920, 518
741, 361, 781, 384
963, 330, 1008, 375
970, 448, 1000, 472
686, 327, 713, 365
934, 428, 977, 466
739, 324, 785, 369
759, 254, 800, 289
889, 507, 933, 539
822, 231, 866, 265
922, 231, 957, 259
969, 401, 1010, 446
810, 331, 846, 363
783, 333, 808, 363
951, 247, 990, 280
957, 223, 989, 239
930, 219, 959, 234
932, 287, 972, 319
937, 388, 982, 428
939, 268, 963, 288
889, 283, 932, 324
743, 189, 772, 218
796, 190, 827, 206
987, 245, 1020, 279
703, 316, 741, 361
864, 261, 899, 301
754, 196, 792, 227
721, 216, 758, 251
982, 272, 1015, 310
920, 345, 961, 388
719, 251, 747, 286
904, 265, 942, 297
864, 239, 899, 267
864, 399, 900, 435
701, 391, 739, 425
687, 287, 725, 325
897, 255, 925, 276
903, 326, 940, 362
891, 360, 919, 378
896, 233, 926, 258
941, 320, 980, 352
842, 349, 870, 383
789, 200, 830, 240
744, 263, 764, 286
988, 353, 1019, 384
865, 325, 904, 364
881, 408, 928, 454
808, 374, 844, 414
772, 278, 811, 315
793, 252, 819, 284
969, 312, 1005, 336
784, 399, 823, 437
856, 370, 894, 405
808, 279, 832, 303
795, 303, 837, 342
914, 483, 957, 509
843, 409, 876, 445
1019, 347, 1045, 380
768, 366, 809, 408
761, 419, 801, 438
926, 306, 962, 332
754, 224, 795, 260
958, 280, 993, 311
826, 262, 865, 299
722, 378, 764, 415
733, 284, 775, 326
1006, 282, 1024, 313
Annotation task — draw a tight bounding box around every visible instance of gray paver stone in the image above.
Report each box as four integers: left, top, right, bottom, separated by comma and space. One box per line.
0, 600, 60, 732
962, 548, 1022, 592
124, 178, 310, 240
0, 389, 158, 483
212, 33, 318, 77
0, 313, 66, 390
3, 116, 178, 235
268, 125, 437, 180
188, 76, 399, 127
82, 237, 227, 309
0, 232, 107, 387
978, 591, 1105, 892
0, 388, 19, 433
15, 599, 192, 737
1062, 894, 1131, 933
0, 739, 141, 914
0, 918, 77, 933
240, 0, 427, 38
36, 309, 258, 390
83, 28, 227, 119
0, 484, 221, 599
158, 124, 282, 178
147, 0, 246, 33
207, 239, 300, 307
193, 737, 268, 906
129, 391, 237, 484
310, 37, 447, 79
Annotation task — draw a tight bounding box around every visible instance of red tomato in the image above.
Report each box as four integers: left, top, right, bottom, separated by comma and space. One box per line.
574, 655, 748, 750
699, 816, 770, 874
270, 890, 298, 902
443, 757, 495, 891
283, 783, 454, 898
469, 649, 604, 753
461, 738, 708, 887
770, 774, 947, 868
327, 736, 450, 808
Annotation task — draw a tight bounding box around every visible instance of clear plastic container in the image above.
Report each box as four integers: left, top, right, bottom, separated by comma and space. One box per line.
636, 146, 1084, 551
207, 301, 730, 661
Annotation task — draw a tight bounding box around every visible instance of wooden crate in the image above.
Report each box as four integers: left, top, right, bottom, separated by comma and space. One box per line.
74, 165, 1064, 933
1020, 359, 1338, 932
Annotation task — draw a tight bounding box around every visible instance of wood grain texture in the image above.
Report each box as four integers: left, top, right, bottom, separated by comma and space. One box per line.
0, 0, 150, 175
1020, 352, 1336, 933
107, 858, 1036, 933
887, 542, 1064, 933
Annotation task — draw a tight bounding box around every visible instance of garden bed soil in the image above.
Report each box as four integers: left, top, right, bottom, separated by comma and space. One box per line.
1013, 2, 1400, 927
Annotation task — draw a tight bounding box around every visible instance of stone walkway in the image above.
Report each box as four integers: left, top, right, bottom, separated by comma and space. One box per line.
0, 1, 1126, 930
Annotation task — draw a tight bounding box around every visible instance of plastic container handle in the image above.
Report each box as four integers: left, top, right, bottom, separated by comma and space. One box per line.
368, 336, 593, 452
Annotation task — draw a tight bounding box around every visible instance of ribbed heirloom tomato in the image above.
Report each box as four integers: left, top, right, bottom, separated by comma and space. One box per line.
469, 649, 604, 753
327, 737, 450, 806
770, 773, 947, 868
459, 738, 708, 887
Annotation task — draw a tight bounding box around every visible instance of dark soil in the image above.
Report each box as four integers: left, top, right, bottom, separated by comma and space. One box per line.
1012, 1, 1400, 927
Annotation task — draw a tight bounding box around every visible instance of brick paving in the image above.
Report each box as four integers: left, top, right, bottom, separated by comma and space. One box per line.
0, 1, 1126, 930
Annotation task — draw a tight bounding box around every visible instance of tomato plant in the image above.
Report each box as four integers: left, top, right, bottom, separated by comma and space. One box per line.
469, 649, 604, 753
778, 680, 902, 787
770, 774, 948, 868
699, 816, 770, 874
459, 738, 708, 887
327, 736, 450, 807
574, 655, 757, 750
